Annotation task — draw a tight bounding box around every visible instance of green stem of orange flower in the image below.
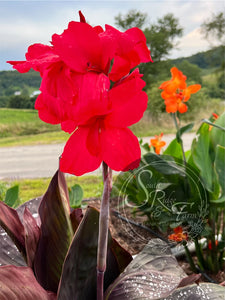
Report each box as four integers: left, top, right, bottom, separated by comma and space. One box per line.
97, 162, 112, 300
172, 113, 186, 164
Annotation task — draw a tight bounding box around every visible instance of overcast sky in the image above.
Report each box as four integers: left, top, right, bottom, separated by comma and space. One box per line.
0, 0, 224, 71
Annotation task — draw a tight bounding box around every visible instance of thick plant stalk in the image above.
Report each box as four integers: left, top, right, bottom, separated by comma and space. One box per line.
97, 162, 111, 300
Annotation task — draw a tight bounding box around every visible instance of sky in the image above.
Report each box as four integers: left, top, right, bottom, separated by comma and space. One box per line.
0, 0, 224, 71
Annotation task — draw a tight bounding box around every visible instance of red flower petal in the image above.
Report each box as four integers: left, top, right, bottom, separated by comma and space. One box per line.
106, 70, 147, 127
101, 127, 141, 171
35, 93, 63, 124
7, 44, 59, 74
52, 21, 109, 73
60, 127, 102, 176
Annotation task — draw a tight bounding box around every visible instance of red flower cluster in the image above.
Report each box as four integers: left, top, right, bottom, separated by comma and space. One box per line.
168, 226, 188, 242
159, 67, 201, 114
8, 11, 152, 175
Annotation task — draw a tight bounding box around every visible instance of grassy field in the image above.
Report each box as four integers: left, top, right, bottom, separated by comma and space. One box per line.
1, 175, 104, 204
0, 108, 178, 147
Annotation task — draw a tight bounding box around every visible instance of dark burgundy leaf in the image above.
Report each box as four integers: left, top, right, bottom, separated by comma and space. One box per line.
34, 170, 74, 293
58, 206, 132, 300
163, 283, 225, 299
23, 207, 40, 268
104, 238, 188, 300
0, 265, 56, 300
70, 207, 83, 233
0, 201, 26, 259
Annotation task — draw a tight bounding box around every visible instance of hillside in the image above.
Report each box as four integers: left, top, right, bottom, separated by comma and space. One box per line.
172, 45, 224, 69
0, 46, 224, 108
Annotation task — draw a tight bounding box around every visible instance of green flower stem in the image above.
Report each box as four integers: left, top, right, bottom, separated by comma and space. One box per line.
97, 162, 111, 300
194, 238, 206, 271
172, 113, 186, 164
184, 243, 197, 273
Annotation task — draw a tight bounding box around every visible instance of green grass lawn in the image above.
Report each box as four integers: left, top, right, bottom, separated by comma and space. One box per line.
1, 175, 104, 204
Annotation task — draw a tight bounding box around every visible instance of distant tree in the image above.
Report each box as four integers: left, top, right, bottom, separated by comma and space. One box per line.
114, 10, 183, 85
115, 10, 147, 29
201, 12, 225, 44
201, 12, 225, 91
7, 94, 36, 109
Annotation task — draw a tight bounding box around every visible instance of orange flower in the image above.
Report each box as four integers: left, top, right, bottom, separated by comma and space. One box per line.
168, 226, 188, 242
149, 133, 166, 154
208, 240, 218, 250
209, 113, 219, 131
159, 67, 201, 114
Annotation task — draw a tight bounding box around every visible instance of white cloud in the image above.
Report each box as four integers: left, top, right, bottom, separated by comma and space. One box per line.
1, 0, 224, 69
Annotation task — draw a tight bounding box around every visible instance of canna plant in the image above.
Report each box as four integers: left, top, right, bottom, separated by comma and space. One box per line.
1, 10, 224, 300
0, 174, 224, 299
114, 67, 225, 276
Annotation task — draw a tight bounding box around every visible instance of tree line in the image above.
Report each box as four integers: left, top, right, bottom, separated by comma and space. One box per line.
0, 11, 224, 109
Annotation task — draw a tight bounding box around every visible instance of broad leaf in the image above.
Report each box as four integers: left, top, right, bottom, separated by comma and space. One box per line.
164, 138, 183, 160
4, 184, 19, 208
0, 201, 26, 259
70, 208, 83, 233
0, 266, 56, 300
69, 184, 83, 208
34, 170, 74, 293
176, 123, 194, 144
192, 123, 214, 192
104, 238, 187, 300
210, 111, 225, 148
57, 206, 132, 300
0, 198, 41, 267
23, 207, 40, 268
163, 283, 225, 299
215, 145, 225, 198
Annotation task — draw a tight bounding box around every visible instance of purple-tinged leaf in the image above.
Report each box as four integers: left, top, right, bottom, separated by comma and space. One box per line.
163, 283, 225, 299
0, 201, 26, 259
70, 207, 83, 233
57, 206, 132, 300
0, 266, 56, 300
0, 227, 25, 267
34, 170, 74, 293
177, 273, 201, 288
0, 198, 41, 267
109, 238, 132, 274
23, 207, 40, 268
104, 238, 188, 300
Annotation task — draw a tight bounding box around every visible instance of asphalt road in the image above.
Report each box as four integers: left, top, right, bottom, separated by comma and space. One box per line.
0, 133, 195, 179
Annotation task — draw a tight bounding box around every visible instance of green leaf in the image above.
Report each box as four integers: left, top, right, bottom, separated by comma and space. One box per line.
4, 185, 19, 208
203, 118, 225, 132
210, 111, 225, 148
176, 123, 194, 144
164, 138, 183, 160
191, 123, 214, 192
215, 145, 225, 197
69, 184, 83, 208
0, 266, 56, 300
34, 170, 74, 293
57, 206, 132, 300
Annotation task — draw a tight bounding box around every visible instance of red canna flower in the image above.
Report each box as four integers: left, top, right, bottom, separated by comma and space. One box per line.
7, 11, 151, 176
60, 70, 148, 175
149, 133, 166, 154
168, 226, 188, 242
159, 67, 201, 114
